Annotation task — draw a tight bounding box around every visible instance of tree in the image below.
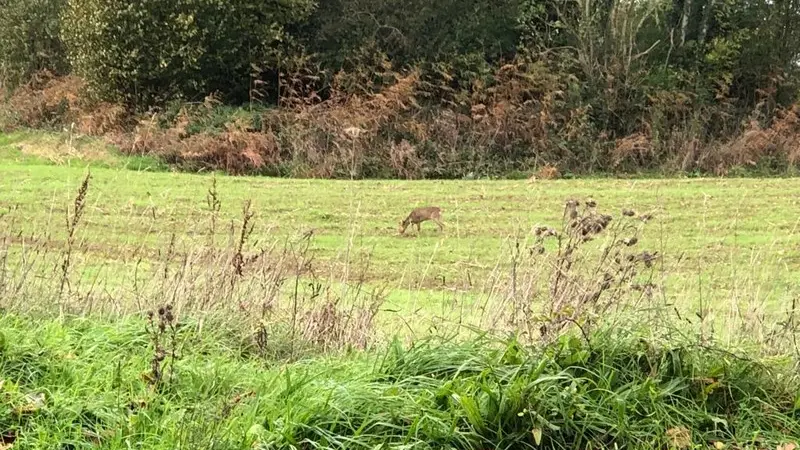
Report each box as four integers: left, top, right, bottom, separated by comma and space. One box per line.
62, 0, 316, 106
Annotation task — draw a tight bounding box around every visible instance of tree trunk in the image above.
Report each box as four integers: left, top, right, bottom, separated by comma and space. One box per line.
680, 0, 692, 46
698, 0, 714, 45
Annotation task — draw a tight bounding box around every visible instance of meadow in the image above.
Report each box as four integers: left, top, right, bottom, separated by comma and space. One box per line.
2, 131, 800, 321
1, 131, 799, 449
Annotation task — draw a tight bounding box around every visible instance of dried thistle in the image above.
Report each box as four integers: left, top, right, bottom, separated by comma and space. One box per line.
635, 251, 659, 268
521, 198, 659, 344
623, 237, 638, 246
564, 200, 579, 220
206, 176, 222, 244
232, 200, 255, 278
144, 304, 179, 389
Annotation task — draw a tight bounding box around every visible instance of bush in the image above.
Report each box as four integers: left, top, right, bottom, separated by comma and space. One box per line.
1, 70, 127, 133
61, 0, 316, 107
0, 0, 70, 92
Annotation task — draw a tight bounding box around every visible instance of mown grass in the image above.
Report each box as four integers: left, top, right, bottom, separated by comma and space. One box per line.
0, 130, 166, 171
2, 132, 800, 319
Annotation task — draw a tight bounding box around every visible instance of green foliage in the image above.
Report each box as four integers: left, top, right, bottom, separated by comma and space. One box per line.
0, 313, 797, 448
61, 0, 316, 106
301, 0, 521, 73
0, 0, 69, 90
2, 0, 800, 175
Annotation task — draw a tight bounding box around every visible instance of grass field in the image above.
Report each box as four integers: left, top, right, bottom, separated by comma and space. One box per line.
2, 131, 800, 317
1, 131, 800, 449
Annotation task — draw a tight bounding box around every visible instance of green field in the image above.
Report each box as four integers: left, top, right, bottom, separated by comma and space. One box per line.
1, 132, 800, 449
2, 132, 800, 318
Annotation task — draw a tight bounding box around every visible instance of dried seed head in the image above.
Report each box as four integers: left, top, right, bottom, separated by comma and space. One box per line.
586, 199, 597, 208
165, 311, 174, 323
600, 273, 614, 289
565, 199, 579, 219
623, 237, 638, 246
641, 251, 657, 268
157, 307, 165, 316
639, 213, 653, 223
622, 209, 636, 217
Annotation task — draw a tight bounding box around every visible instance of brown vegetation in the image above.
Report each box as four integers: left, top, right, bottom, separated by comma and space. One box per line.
3, 68, 800, 178
3, 71, 126, 134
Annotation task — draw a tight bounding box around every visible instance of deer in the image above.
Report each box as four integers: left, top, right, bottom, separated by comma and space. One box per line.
398, 206, 444, 235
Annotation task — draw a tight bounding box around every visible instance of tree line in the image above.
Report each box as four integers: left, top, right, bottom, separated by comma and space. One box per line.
1, 0, 799, 176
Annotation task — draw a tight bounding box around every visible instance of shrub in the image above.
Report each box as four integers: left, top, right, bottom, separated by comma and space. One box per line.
2, 70, 83, 130
0, 0, 70, 92
61, 0, 316, 107
1, 70, 127, 133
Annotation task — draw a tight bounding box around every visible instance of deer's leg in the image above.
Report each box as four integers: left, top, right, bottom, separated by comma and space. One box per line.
435, 218, 444, 231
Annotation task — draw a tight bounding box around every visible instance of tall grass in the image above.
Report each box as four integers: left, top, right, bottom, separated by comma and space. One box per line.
0, 174, 799, 448
0, 173, 386, 359
0, 313, 797, 449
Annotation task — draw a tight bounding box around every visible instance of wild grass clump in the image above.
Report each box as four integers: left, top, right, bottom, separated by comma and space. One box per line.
255, 328, 800, 450
356, 330, 799, 449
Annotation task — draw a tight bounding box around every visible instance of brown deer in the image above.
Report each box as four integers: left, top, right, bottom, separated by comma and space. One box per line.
399, 206, 444, 235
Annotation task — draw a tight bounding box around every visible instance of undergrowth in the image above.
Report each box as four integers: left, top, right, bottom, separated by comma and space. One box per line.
3, 70, 800, 179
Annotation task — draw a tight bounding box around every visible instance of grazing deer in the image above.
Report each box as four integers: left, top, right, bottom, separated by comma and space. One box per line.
399, 206, 444, 235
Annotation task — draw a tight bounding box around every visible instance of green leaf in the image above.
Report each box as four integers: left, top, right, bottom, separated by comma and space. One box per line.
452, 393, 485, 434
